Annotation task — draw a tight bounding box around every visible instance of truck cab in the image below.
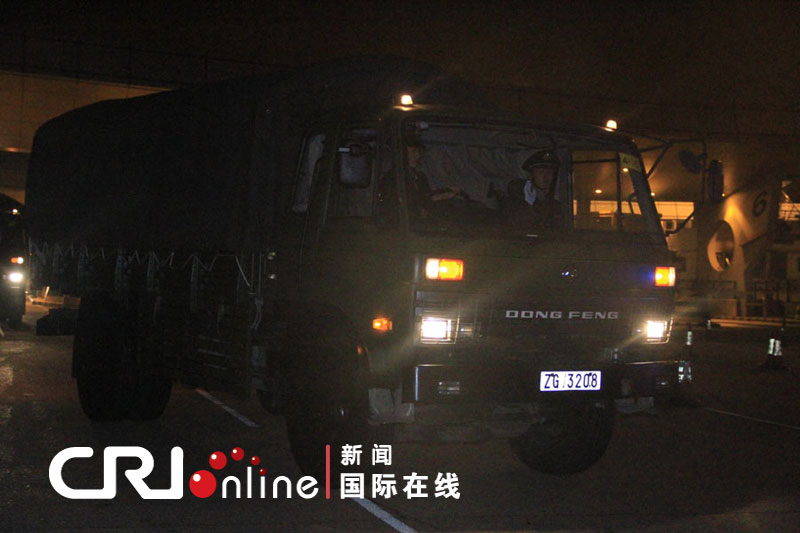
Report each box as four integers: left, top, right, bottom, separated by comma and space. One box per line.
274, 102, 684, 474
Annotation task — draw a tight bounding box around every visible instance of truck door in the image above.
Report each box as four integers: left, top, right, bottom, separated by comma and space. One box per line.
299, 122, 404, 341
278, 128, 330, 297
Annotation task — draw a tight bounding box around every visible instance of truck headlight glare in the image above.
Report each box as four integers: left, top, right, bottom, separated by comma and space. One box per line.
645, 320, 667, 341
420, 317, 454, 343
7, 271, 23, 284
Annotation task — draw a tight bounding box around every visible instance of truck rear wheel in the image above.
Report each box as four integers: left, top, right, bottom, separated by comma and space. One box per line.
125, 367, 172, 420
510, 398, 614, 475
73, 292, 172, 421
74, 292, 126, 420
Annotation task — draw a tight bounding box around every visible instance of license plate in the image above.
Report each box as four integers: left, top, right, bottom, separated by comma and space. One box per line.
539, 370, 602, 391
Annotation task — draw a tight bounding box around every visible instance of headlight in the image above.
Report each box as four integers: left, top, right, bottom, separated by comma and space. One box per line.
643, 320, 670, 343
420, 317, 455, 343
7, 271, 23, 284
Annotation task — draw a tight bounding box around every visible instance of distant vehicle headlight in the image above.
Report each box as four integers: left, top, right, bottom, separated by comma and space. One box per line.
7, 271, 23, 284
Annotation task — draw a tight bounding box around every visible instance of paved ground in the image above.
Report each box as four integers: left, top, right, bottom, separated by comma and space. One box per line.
1, 306, 799, 531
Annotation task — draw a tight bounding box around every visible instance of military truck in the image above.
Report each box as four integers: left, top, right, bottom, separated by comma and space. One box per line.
25, 58, 686, 476
0, 194, 26, 328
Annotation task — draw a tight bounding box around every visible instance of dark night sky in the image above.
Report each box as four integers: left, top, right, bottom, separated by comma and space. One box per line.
2, 0, 799, 112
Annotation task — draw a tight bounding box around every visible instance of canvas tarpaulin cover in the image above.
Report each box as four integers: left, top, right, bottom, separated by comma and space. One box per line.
25, 57, 487, 252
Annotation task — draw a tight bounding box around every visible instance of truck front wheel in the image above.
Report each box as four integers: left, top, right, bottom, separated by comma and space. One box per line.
510, 398, 615, 475
283, 346, 371, 486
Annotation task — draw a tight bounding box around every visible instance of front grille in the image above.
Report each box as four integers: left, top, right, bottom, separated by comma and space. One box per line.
415, 290, 671, 352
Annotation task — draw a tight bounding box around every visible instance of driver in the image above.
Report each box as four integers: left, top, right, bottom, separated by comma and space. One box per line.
507, 150, 561, 228
407, 141, 469, 207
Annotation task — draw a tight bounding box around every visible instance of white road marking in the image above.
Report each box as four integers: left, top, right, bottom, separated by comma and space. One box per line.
195, 388, 260, 428
352, 497, 417, 533
704, 407, 800, 431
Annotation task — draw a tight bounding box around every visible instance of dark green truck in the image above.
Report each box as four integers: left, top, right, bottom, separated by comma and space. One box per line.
25, 58, 687, 476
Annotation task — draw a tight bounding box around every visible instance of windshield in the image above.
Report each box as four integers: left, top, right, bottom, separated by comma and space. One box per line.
404, 119, 661, 237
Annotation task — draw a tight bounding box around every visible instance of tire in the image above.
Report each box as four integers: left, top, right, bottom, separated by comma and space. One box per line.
123, 293, 173, 421
256, 372, 291, 415
257, 389, 280, 415
74, 292, 127, 420
510, 398, 615, 475
74, 291, 172, 421
284, 344, 372, 488
126, 370, 172, 421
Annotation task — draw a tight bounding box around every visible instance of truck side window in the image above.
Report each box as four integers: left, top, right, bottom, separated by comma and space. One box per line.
329, 127, 377, 218
572, 151, 624, 231
291, 132, 326, 213
572, 150, 651, 232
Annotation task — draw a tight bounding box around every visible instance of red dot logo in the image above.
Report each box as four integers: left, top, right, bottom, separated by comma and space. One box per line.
189, 470, 217, 498
231, 447, 244, 461
259, 467, 266, 476
209, 451, 227, 470
250, 455, 260, 466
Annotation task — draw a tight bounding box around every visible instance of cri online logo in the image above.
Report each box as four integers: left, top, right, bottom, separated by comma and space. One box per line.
49, 446, 319, 500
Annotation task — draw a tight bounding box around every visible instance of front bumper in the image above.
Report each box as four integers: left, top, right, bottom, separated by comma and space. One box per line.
403, 359, 690, 404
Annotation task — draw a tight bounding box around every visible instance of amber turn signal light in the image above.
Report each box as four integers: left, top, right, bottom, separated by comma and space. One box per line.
654, 266, 676, 287
425, 258, 464, 281
372, 318, 392, 332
